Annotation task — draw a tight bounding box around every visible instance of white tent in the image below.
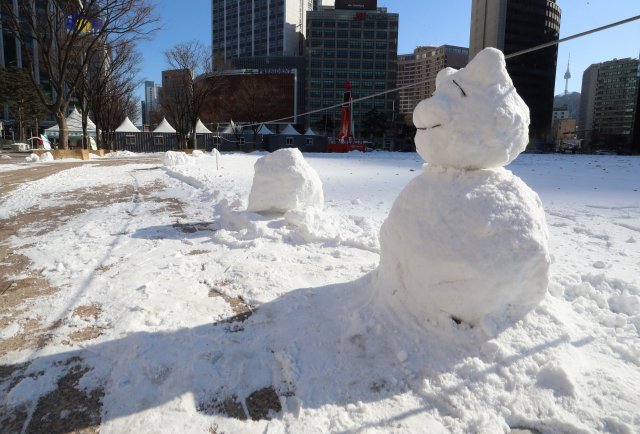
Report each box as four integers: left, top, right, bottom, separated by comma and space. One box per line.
195, 119, 212, 134
115, 117, 139, 133
153, 118, 176, 133
256, 124, 274, 135
221, 125, 234, 134
280, 124, 300, 135
45, 108, 97, 138
304, 128, 315, 136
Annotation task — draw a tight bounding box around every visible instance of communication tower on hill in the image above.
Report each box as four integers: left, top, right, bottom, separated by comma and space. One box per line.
564, 54, 571, 95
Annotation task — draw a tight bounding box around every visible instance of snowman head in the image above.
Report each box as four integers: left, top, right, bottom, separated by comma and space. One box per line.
412, 48, 530, 170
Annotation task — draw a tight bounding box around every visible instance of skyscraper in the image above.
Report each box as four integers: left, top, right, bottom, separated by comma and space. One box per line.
144, 81, 159, 126
469, 0, 561, 141
211, 0, 317, 58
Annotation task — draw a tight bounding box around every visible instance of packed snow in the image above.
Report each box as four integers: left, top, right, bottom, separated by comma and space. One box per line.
247, 148, 324, 213
377, 48, 549, 330
105, 150, 139, 158
23, 153, 40, 163
413, 48, 529, 170
1, 151, 638, 434
162, 150, 195, 166
39, 152, 54, 162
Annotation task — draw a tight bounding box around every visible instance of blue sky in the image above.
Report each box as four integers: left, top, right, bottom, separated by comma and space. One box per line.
136, 0, 640, 104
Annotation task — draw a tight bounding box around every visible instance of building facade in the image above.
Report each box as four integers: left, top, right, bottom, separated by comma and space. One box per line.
211, 0, 317, 58
551, 118, 575, 144
144, 81, 160, 127
577, 63, 599, 140
592, 58, 639, 142
551, 105, 569, 126
469, 0, 561, 141
304, 5, 400, 148
397, 45, 468, 124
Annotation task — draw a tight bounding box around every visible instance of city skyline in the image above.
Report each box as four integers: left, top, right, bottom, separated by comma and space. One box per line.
136, 0, 640, 115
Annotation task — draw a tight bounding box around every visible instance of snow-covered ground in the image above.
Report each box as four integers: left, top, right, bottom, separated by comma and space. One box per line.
1, 152, 639, 433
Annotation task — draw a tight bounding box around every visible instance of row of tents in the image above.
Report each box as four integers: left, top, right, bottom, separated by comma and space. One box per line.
42, 109, 328, 153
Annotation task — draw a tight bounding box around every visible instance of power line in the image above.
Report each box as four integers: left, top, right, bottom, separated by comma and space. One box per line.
237, 14, 640, 128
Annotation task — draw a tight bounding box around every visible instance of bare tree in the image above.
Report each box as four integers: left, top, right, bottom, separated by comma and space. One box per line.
224, 75, 283, 148
161, 41, 230, 149
157, 76, 189, 149
0, 0, 161, 149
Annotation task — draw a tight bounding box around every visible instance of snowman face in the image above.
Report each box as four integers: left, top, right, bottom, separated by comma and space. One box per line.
412, 48, 530, 170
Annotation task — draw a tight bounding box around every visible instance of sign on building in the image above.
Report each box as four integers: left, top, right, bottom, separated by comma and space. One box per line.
335, 0, 377, 11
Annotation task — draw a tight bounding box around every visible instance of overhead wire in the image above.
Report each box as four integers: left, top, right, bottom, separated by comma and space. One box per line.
234, 14, 640, 129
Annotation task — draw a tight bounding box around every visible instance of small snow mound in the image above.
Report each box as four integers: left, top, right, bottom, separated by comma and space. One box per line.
24, 153, 40, 163
0, 154, 11, 160
375, 165, 549, 326
162, 151, 194, 167
593, 261, 607, 269
396, 350, 408, 363
626, 236, 637, 243
536, 362, 577, 397
106, 150, 138, 158
413, 48, 529, 169
247, 148, 323, 213
40, 152, 54, 162
350, 199, 362, 205
191, 150, 204, 158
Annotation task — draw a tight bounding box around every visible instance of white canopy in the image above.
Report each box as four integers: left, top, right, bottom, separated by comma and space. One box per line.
304, 128, 315, 136
257, 124, 274, 135
115, 117, 139, 133
153, 118, 176, 133
45, 108, 96, 138
280, 124, 300, 135
221, 125, 234, 134
195, 119, 212, 134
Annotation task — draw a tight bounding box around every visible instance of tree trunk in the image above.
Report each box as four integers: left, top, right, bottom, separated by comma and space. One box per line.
82, 111, 89, 150
189, 123, 197, 149
54, 112, 69, 150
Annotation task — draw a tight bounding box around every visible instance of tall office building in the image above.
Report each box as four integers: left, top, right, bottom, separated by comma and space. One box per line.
577, 63, 599, 140
144, 81, 160, 126
304, 4, 400, 149
211, 0, 317, 58
469, 0, 561, 141
397, 45, 468, 124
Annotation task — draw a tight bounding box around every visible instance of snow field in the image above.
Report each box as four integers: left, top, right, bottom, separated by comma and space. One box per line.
0, 152, 639, 433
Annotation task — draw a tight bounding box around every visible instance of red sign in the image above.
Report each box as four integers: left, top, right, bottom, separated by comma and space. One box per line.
354, 12, 367, 20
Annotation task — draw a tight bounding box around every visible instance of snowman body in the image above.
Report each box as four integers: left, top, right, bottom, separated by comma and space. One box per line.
376, 48, 550, 327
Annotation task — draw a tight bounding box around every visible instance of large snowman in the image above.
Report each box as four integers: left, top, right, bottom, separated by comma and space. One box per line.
375, 48, 550, 331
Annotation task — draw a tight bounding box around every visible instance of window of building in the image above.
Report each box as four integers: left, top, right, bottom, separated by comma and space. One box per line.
351, 81, 360, 88
306, 138, 313, 145
363, 41, 374, 48
311, 70, 321, 77
363, 61, 373, 68
213, 136, 221, 145
362, 100, 372, 107
350, 50, 361, 58
337, 70, 347, 78
324, 60, 334, 67
376, 41, 387, 49
310, 99, 321, 107
337, 40, 348, 48
324, 50, 335, 57
363, 21, 374, 28
376, 51, 386, 59
323, 90, 334, 97
338, 20, 349, 27
323, 80, 335, 87
324, 40, 335, 47
350, 40, 361, 48
351, 20, 361, 27
375, 81, 385, 89
363, 30, 374, 38
362, 71, 373, 78
338, 29, 349, 38
350, 60, 360, 68
349, 71, 360, 78
311, 89, 321, 97
374, 101, 385, 108
311, 29, 322, 36
375, 71, 385, 79
323, 100, 334, 107
154, 135, 164, 145
337, 50, 348, 58
363, 51, 374, 59
311, 49, 322, 57
337, 60, 348, 68
351, 30, 361, 38
126, 134, 136, 145
311, 59, 321, 67
311, 80, 321, 87
377, 21, 388, 29
375, 61, 386, 69
286, 137, 293, 145
325, 29, 335, 37
337, 80, 347, 88
362, 81, 373, 88
240, 137, 245, 145
324, 70, 335, 77
324, 19, 335, 26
